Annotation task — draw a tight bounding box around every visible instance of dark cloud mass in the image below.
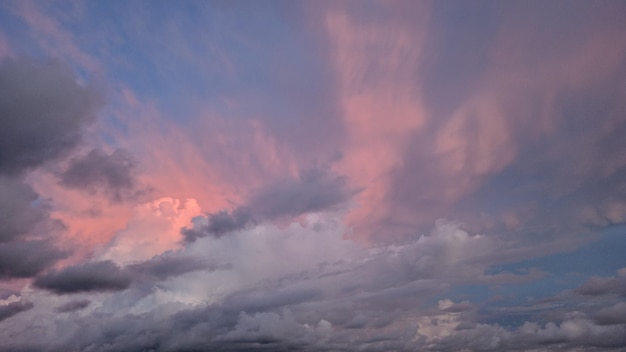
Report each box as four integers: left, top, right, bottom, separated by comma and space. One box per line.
128, 254, 218, 280
183, 208, 254, 241
0, 58, 102, 175
31, 255, 217, 296
33, 261, 132, 294
184, 167, 355, 241
0, 301, 33, 322
0, 57, 104, 281
0, 177, 46, 243
59, 148, 139, 202
0, 240, 67, 279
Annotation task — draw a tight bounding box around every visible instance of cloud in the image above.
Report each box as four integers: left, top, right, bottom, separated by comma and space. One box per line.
33, 260, 132, 294
323, 0, 626, 243
32, 249, 220, 296
55, 299, 91, 313
215, 310, 333, 348
0, 217, 625, 351
247, 167, 355, 220
594, 301, 626, 326
1, 2, 626, 352
58, 148, 140, 202
0, 300, 33, 323
183, 167, 355, 241
99, 198, 201, 264
182, 208, 254, 241
575, 268, 626, 297
0, 57, 104, 281
0, 176, 46, 244
128, 253, 219, 281
0, 57, 102, 175
0, 240, 67, 279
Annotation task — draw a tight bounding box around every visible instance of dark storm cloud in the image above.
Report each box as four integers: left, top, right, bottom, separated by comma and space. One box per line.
183, 167, 355, 241
55, 299, 91, 313
58, 148, 139, 202
0, 240, 67, 279
33, 261, 132, 294
0, 301, 33, 323
0, 58, 102, 175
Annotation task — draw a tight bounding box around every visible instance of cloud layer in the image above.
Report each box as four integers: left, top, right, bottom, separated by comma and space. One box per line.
0, 1, 625, 351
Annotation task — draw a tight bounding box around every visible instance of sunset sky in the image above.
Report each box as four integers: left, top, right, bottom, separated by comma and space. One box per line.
1, 1, 626, 351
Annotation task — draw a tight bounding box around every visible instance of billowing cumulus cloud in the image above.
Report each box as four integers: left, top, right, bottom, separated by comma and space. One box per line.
0, 217, 623, 351
0, 1, 626, 351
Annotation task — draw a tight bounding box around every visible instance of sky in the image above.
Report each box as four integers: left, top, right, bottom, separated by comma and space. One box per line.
0, 1, 626, 351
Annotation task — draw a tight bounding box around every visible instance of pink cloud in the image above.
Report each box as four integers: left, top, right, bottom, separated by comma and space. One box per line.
318, 2, 431, 240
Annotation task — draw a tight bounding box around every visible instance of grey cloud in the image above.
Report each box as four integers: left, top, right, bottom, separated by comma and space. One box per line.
33, 261, 132, 294
0, 301, 33, 323
128, 254, 222, 281
0, 177, 46, 244
0, 57, 104, 283
55, 299, 91, 313
33, 255, 224, 296
0, 177, 67, 280
0, 240, 67, 279
58, 148, 139, 202
575, 269, 626, 297
247, 167, 355, 220
3, 230, 626, 352
594, 302, 626, 326
182, 209, 254, 241
0, 58, 102, 175
222, 288, 321, 315
183, 167, 355, 241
